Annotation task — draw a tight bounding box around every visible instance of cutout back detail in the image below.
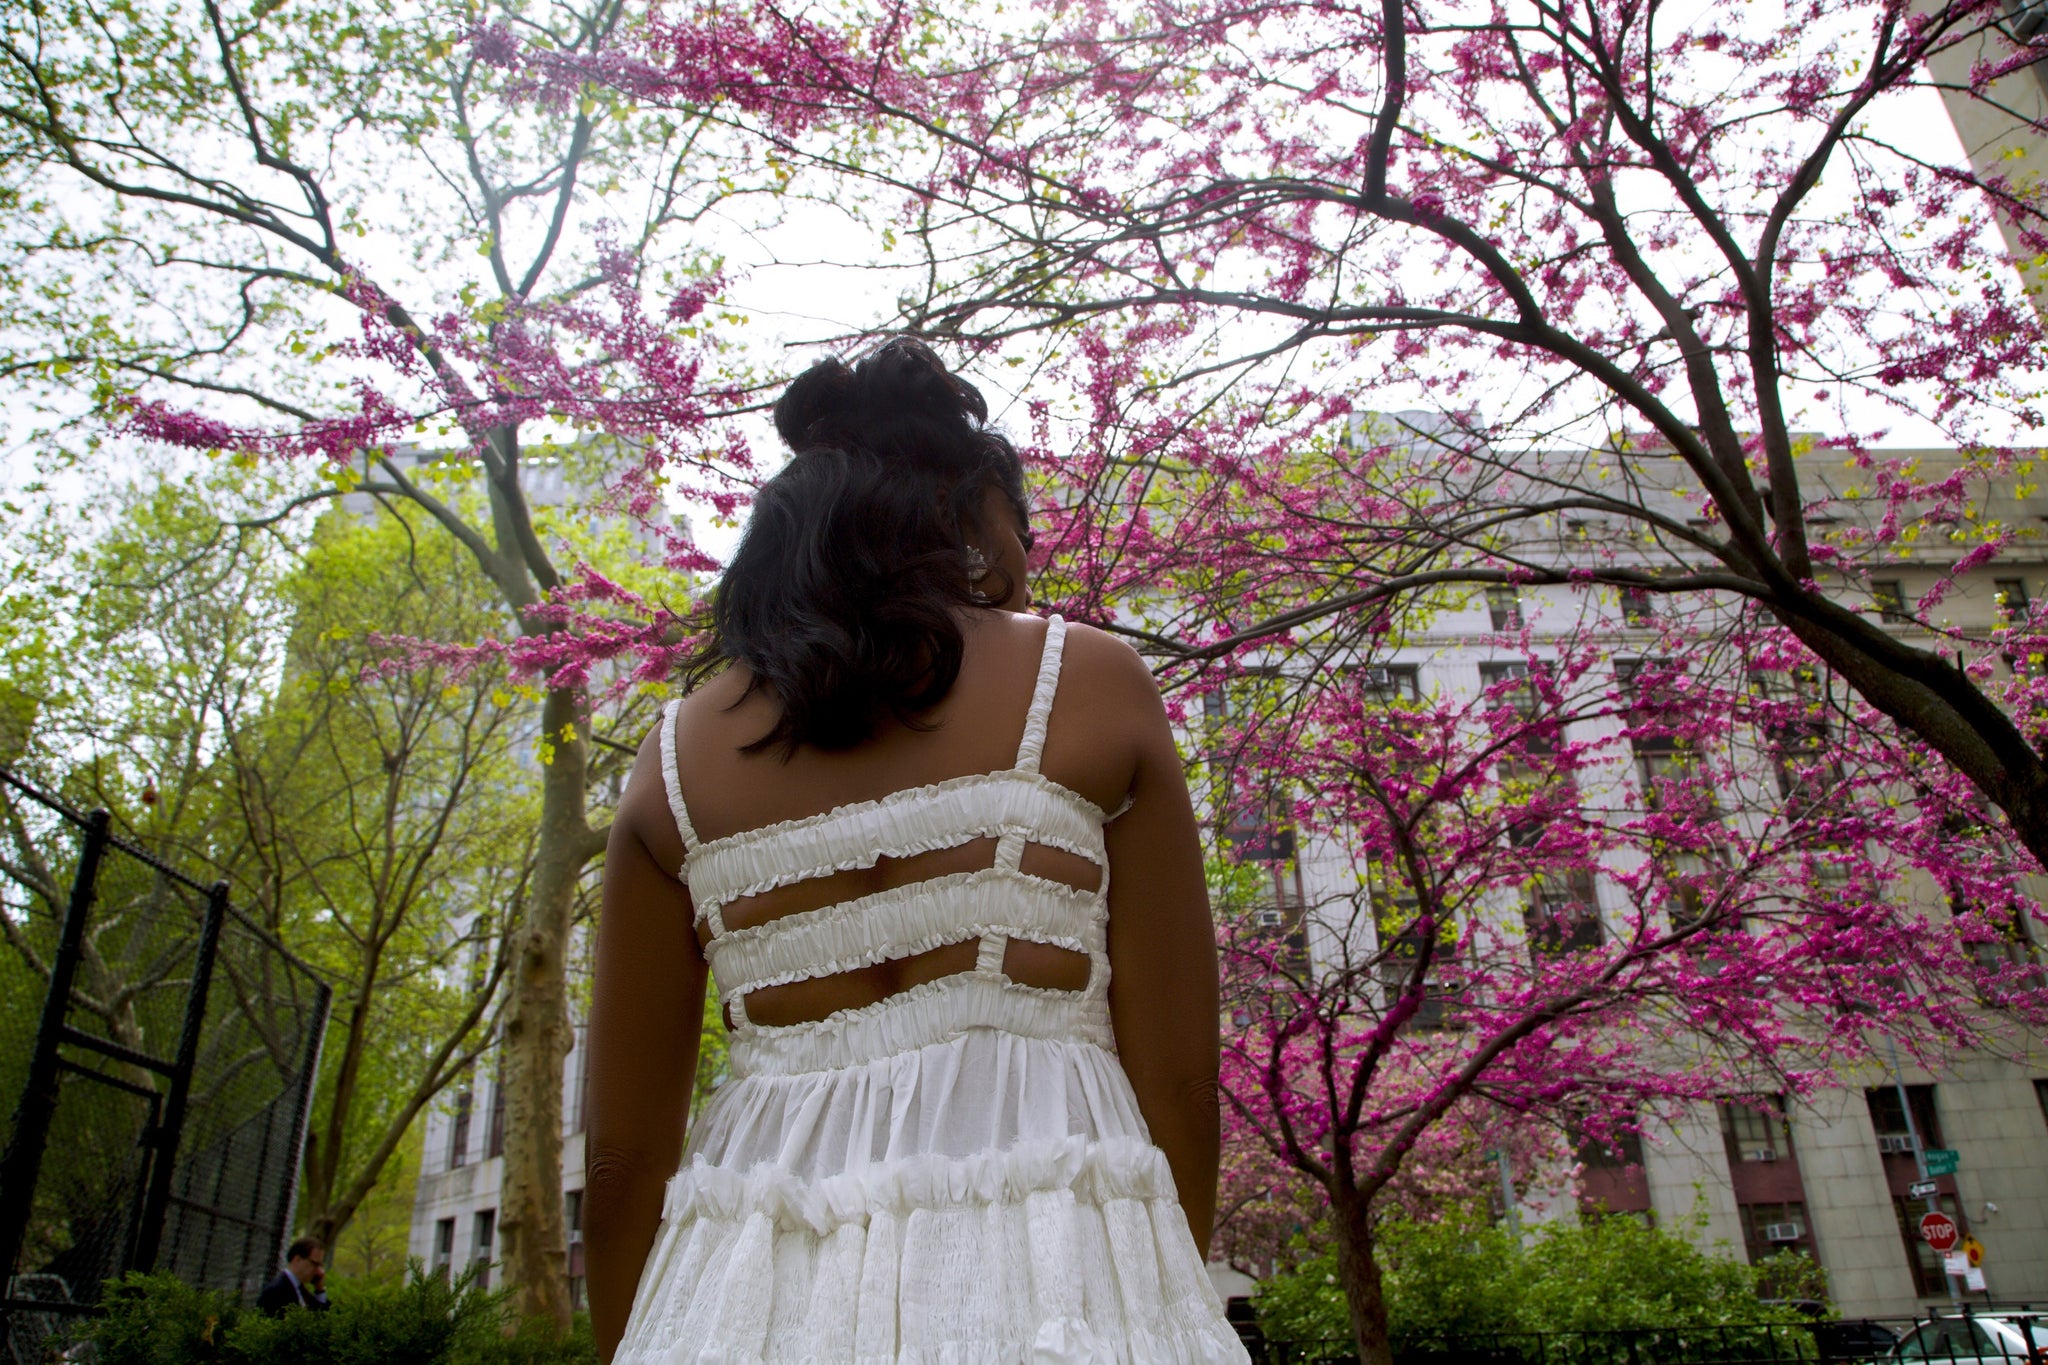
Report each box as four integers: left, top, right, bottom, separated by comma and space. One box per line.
659, 617, 1111, 1053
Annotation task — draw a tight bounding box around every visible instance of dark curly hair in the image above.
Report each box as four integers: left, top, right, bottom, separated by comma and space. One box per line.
685, 337, 1029, 754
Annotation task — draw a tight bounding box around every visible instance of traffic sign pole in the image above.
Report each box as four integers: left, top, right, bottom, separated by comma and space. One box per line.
1886, 1037, 1961, 1306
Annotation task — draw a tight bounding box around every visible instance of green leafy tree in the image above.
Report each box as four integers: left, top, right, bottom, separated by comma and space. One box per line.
215, 507, 538, 1250
0, 471, 583, 1267
0, 0, 763, 1323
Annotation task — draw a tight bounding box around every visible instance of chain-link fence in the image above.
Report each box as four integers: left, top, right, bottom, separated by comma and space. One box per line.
0, 768, 330, 1362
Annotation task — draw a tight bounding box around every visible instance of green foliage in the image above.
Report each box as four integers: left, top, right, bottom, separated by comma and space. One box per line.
1247, 1237, 1355, 1344
1503, 1215, 1812, 1334
1752, 1248, 1831, 1305
1254, 1212, 1821, 1349
87, 1269, 599, 1365
87, 1274, 242, 1365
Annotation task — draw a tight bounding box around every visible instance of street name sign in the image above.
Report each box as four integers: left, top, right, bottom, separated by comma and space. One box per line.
1923, 1148, 1960, 1176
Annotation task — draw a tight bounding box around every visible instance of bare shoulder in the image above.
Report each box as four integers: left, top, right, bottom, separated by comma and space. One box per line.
1057, 619, 1160, 706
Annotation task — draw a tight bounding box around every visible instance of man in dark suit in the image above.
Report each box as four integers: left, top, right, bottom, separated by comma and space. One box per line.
256, 1237, 330, 1317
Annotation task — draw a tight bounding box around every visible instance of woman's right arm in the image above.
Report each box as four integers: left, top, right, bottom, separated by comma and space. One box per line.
1095, 640, 1222, 1255
585, 729, 708, 1362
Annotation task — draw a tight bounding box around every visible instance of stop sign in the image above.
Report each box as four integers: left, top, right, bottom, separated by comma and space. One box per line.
1919, 1211, 1960, 1252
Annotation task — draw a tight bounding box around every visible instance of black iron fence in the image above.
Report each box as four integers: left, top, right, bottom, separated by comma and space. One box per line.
0, 767, 331, 1362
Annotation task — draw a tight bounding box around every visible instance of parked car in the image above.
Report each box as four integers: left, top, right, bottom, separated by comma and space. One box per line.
1887, 1313, 2048, 1363
1815, 1318, 1901, 1363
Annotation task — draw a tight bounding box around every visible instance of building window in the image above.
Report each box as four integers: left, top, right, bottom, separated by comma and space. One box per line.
471, 1209, 497, 1291
1621, 587, 1655, 626
486, 1074, 506, 1160
1526, 868, 1602, 957
1995, 577, 2030, 622
1719, 1095, 1793, 1166
1892, 1194, 1964, 1297
1866, 1084, 1943, 1156
1635, 748, 1717, 817
432, 1218, 455, 1279
1955, 899, 2044, 1004
1615, 657, 1684, 746
1377, 916, 1463, 1030
1871, 579, 1909, 623
1486, 587, 1524, 631
565, 1189, 587, 1311
2003, 0, 2048, 103
448, 1088, 473, 1170
1574, 1124, 1651, 1218
1478, 661, 1538, 716
1357, 664, 1421, 704
572, 1027, 590, 1135
1737, 1200, 1813, 1265
2036, 1079, 2048, 1130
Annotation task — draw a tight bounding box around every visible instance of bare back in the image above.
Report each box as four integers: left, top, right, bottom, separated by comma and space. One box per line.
587, 605, 1229, 1363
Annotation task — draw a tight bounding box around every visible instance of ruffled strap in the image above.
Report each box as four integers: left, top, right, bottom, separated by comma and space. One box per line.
1014, 615, 1068, 775
658, 698, 700, 859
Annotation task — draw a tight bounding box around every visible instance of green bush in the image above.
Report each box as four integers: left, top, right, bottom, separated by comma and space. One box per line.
1243, 1237, 1356, 1345
86, 1268, 598, 1365
87, 1274, 241, 1365
1254, 1211, 1823, 1351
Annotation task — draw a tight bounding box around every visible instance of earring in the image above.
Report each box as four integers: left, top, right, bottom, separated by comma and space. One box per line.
965, 546, 991, 584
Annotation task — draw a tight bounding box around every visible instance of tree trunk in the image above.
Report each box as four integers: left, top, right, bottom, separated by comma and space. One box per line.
1331, 1186, 1394, 1365
301, 962, 380, 1250
496, 683, 587, 1331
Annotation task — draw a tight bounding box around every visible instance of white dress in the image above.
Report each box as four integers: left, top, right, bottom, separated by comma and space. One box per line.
614, 616, 1250, 1365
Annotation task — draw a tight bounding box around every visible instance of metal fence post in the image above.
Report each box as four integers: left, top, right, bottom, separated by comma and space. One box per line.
272, 978, 331, 1264
129, 880, 228, 1273
0, 808, 111, 1284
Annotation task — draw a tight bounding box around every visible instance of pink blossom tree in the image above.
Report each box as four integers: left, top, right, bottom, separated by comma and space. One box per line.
1186, 596, 2048, 1362
621, 0, 2048, 872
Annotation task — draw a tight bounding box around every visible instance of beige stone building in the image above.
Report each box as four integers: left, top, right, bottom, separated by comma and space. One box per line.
1260, 426, 2048, 1321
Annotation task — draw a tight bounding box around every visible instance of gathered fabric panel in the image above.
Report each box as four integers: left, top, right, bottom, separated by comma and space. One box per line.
688, 1032, 1147, 1175
616, 1143, 1242, 1365
687, 775, 1108, 920
727, 973, 1114, 1079
709, 870, 1100, 996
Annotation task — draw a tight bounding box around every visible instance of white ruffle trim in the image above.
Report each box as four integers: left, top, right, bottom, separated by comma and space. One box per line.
661, 1135, 1176, 1233
617, 1130, 1250, 1364
689, 774, 1108, 917
711, 869, 1101, 994
731, 973, 1115, 1077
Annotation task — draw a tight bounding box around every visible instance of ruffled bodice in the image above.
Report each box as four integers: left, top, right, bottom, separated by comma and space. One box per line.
616, 615, 1249, 1364
662, 616, 1119, 1082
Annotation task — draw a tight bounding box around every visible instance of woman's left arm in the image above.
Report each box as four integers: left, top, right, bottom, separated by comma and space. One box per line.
585, 730, 707, 1363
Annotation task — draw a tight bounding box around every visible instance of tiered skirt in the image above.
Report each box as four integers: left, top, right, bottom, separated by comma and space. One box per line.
613, 1027, 1249, 1364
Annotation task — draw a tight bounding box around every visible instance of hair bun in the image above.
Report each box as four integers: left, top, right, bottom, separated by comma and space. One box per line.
773, 337, 990, 463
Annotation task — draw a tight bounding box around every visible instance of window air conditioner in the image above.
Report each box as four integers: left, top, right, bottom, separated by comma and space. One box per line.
1763, 1222, 1804, 1243
1363, 667, 1396, 687
1744, 1148, 1779, 1163
1254, 909, 1285, 930
1876, 1134, 1916, 1155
